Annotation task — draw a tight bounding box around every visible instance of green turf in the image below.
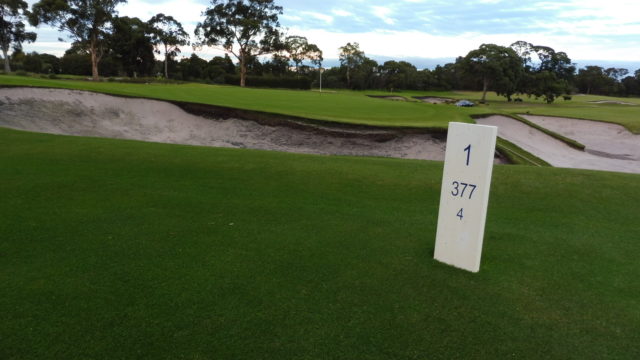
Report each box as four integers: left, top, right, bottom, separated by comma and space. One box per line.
0, 75, 484, 128
3, 74, 639, 134
1, 127, 639, 359
496, 137, 550, 166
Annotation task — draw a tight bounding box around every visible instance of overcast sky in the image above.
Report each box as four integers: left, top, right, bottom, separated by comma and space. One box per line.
23, 0, 640, 68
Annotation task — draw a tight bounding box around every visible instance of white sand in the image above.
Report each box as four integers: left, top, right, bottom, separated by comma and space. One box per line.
476, 115, 640, 174
588, 100, 636, 105
381, 96, 409, 101
521, 115, 640, 161
0, 87, 448, 161
414, 97, 451, 104
367, 95, 410, 101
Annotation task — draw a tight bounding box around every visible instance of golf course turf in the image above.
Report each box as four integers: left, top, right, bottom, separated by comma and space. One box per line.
2, 75, 640, 133
1, 127, 639, 359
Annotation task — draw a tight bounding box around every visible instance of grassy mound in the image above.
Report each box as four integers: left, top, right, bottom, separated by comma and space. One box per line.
3, 75, 639, 134
1, 128, 638, 359
0, 76, 482, 129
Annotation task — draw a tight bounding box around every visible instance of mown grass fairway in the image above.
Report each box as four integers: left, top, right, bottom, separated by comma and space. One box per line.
1, 127, 639, 359
2, 75, 640, 133
0, 75, 483, 128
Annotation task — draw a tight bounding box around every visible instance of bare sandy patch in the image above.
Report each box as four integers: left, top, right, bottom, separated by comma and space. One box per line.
366, 95, 410, 101
413, 97, 453, 104
476, 115, 640, 174
588, 100, 637, 105
0, 87, 450, 161
521, 115, 640, 162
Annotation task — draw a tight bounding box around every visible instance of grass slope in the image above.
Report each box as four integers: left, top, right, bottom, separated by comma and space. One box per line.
3, 75, 639, 133
0, 75, 482, 128
1, 128, 639, 359
334, 88, 640, 133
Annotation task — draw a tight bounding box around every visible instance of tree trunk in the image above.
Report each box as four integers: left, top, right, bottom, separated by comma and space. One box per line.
346, 66, 351, 88
481, 77, 489, 102
240, 53, 246, 87
90, 35, 99, 81
2, 46, 10, 73
164, 43, 169, 79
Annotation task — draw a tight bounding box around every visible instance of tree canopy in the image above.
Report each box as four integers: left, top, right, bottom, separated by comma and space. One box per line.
0, 0, 36, 72
510, 41, 575, 103
109, 16, 155, 77
339, 42, 365, 89
195, 0, 284, 87
462, 43, 523, 102
31, 0, 125, 80
283, 35, 322, 74
148, 13, 189, 79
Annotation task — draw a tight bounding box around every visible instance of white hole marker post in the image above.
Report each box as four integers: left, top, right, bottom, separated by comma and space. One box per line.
434, 122, 497, 272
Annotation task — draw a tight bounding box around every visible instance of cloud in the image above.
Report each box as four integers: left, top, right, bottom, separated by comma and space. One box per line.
286, 25, 640, 62
301, 11, 334, 24
371, 6, 396, 25
331, 9, 353, 17
19, 0, 640, 63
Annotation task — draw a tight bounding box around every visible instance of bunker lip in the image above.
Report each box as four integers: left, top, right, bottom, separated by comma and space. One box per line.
520, 114, 640, 162
0, 87, 461, 162
366, 95, 410, 101
475, 114, 640, 174
172, 99, 447, 138
412, 96, 455, 104
588, 100, 637, 105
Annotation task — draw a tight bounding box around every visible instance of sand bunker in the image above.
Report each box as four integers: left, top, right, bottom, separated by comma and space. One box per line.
476, 115, 640, 174
366, 95, 410, 101
0, 87, 448, 161
588, 100, 637, 105
413, 97, 453, 104
521, 115, 640, 162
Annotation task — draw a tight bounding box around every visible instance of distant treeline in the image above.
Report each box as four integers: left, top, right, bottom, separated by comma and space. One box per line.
5, 44, 640, 99
3, 0, 639, 99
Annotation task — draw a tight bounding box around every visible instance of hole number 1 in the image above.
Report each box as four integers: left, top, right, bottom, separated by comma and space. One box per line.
464, 144, 471, 166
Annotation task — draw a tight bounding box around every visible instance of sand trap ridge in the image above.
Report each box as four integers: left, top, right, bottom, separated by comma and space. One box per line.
521, 115, 640, 162
413, 97, 453, 104
0, 87, 448, 161
588, 100, 637, 105
476, 115, 640, 174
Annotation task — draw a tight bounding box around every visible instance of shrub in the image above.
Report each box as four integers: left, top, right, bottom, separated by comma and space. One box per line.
15, 70, 28, 76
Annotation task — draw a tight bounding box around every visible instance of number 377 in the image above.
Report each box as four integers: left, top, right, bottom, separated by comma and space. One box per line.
451, 181, 477, 199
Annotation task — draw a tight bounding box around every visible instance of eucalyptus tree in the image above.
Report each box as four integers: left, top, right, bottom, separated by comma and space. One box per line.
462, 43, 523, 102
31, 0, 125, 81
284, 35, 322, 74
604, 67, 628, 81
0, 0, 36, 72
339, 42, 364, 88
510, 41, 575, 102
195, 0, 284, 87
109, 16, 155, 77
147, 13, 189, 79
575, 66, 613, 95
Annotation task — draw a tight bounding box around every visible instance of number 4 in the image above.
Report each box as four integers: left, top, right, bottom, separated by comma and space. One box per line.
457, 208, 464, 220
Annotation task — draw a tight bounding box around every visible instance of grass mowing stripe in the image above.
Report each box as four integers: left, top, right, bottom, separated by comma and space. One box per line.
1, 127, 639, 359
